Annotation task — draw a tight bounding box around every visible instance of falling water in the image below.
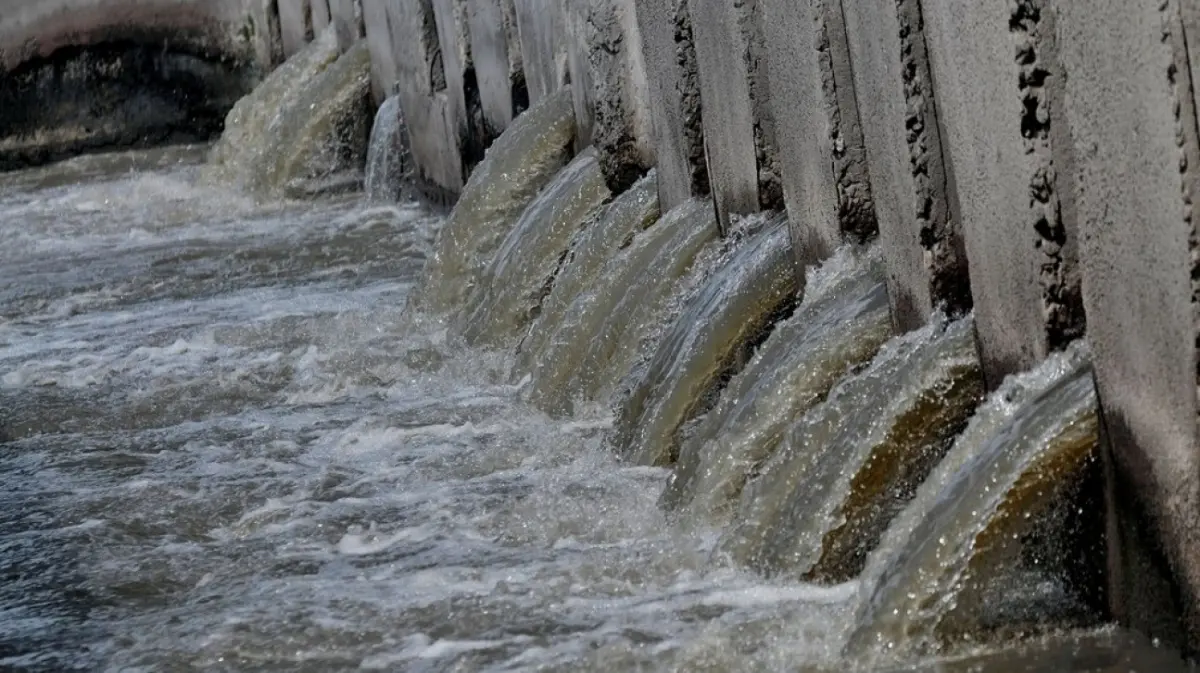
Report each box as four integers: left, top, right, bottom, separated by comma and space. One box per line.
610, 218, 800, 467
364, 97, 412, 202
2, 39, 1195, 672
661, 247, 894, 521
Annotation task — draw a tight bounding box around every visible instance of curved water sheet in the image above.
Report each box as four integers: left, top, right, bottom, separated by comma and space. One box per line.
513, 172, 660, 377
521, 199, 718, 416
206, 33, 372, 198
661, 249, 893, 520
364, 96, 413, 202
718, 316, 984, 584
847, 343, 1105, 664
413, 89, 577, 315
458, 149, 611, 346
612, 219, 800, 467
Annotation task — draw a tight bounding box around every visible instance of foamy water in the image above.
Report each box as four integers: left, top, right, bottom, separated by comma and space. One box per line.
0, 148, 1187, 673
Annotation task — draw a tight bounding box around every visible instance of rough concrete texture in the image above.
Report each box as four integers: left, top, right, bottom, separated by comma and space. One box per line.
634, 0, 708, 211
687, 0, 762, 234
513, 0, 569, 104
920, 0, 1083, 388
1057, 0, 1200, 651
760, 0, 877, 268
839, 0, 971, 331
467, 0, 527, 134
586, 0, 655, 192
738, 0, 783, 211
311, 0, 331, 35
0, 0, 269, 168
279, 0, 314, 58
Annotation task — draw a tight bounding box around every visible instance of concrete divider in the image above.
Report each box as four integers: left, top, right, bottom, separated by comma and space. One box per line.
467, 0, 527, 134
1057, 0, 1200, 650
331, 0, 363, 51
634, 0, 708, 211
312, 0, 331, 35
687, 0, 762, 234
838, 0, 971, 331
587, 0, 655, 192
512, 0, 569, 106
279, 0, 313, 58
362, 0, 463, 198
921, 0, 1084, 387
760, 0, 876, 270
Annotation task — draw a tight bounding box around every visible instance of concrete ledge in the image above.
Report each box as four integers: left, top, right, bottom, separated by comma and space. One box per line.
922, 0, 1084, 387
0, 0, 271, 169
1057, 0, 1200, 651
839, 0, 971, 331
587, 0, 655, 192
760, 0, 877, 269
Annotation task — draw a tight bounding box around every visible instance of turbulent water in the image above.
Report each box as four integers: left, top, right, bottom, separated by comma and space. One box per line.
1, 66, 1195, 673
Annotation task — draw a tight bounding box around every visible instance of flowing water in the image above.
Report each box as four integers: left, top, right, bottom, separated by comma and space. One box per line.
1, 52, 1196, 673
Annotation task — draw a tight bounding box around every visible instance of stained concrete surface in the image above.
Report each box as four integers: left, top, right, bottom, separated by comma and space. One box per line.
1058, 0, 1200, 651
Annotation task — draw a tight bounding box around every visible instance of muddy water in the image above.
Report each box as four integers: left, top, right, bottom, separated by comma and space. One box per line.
0, 147, 1190, 672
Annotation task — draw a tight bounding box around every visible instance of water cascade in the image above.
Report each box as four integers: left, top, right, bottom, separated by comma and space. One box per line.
609, 218, 800, 466
4, 26, 1188, 665
364, 96, 412, 203
719, 315, 983, 582
517, 196, 718, 416
413, 89, 578, 315
849, 344, 1104, 660
512, 172, 660, 385
204, 29, 372, 199
660, 248, 895, 522
458, 149, 611, 346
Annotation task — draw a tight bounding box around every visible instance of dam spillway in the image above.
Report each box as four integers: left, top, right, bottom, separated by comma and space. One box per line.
3, 0, 1200, 671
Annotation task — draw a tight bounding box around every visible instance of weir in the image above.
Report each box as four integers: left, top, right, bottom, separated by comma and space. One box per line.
4, 0, 1200, 670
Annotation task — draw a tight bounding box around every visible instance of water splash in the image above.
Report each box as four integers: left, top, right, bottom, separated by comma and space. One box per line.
458, 149, 611, 346
519, 198, 718, 416
662, 247, 894, 521
413, 88, 577, 316
610, 218, 800, 467
364, 96, 412, 202
847, 343, 1103, 662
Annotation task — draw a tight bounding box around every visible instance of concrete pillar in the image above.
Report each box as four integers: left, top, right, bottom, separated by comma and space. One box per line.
1057, 0, 1200, 650
512, 0, 569, 104
311, 0, 331, 35
247, 0, 286, 68
759, 0, 877, 269
920, 0, 1084, 388
365, 0, 463, 197
467, 0, 526, 134
634, 0, 708, 211
686, 0, 762, 234
279, 0, 313, 57
587, 0, 656, 192
331, 0, 363, 51
839, 0, 971, 331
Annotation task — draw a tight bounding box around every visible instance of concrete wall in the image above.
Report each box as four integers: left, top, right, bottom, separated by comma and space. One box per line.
279, 0, 313, 58
467, 0, 526, 134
